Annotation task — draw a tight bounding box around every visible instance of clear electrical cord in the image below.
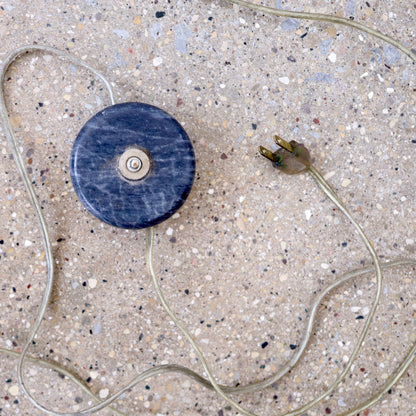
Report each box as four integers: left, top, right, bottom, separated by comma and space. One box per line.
0, 2, 415, 415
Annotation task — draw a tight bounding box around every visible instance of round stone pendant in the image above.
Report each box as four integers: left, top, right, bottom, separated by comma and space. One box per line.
70, 102, 195, 229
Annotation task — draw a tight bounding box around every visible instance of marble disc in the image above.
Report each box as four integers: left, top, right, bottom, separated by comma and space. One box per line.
70, 102, 195, 229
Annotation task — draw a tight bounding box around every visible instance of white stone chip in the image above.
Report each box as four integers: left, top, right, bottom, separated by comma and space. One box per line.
8, 385, 19, 396
341, 178, 351, 187
278, 76, 290, 85
323, 171, 336, 180
152, 56, 163, 66
99, 388, 109, 399
328, 52, 337, 63
88, 278, 97, 289
279, 274, 288, 282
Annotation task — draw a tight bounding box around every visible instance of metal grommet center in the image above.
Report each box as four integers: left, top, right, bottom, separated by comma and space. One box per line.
126, 156, 142, 172
119, 148, 151, 181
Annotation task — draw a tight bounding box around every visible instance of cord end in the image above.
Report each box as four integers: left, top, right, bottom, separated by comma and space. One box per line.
259, 136, 312, 175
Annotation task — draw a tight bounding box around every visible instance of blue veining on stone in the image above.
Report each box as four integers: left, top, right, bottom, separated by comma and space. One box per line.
384, 44, 401, 66
113, 29, 130, 39
281, 18, 299, 32
345, 0, 356, 17
305, 72, 334, 84
173, 23, 193, 53
150, 22, 164, 39
372, 48, 382, 63
70, 102, 195, 229
320, 38, 333, 55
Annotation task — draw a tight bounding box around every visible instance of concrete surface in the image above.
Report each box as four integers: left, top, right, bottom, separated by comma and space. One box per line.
0, 1, 415, 415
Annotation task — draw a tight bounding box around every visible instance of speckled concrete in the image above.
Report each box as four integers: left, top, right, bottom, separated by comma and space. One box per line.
0, 1, 415, 415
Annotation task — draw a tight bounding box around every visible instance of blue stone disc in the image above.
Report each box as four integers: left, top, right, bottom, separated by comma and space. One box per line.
70, 102, 195, 229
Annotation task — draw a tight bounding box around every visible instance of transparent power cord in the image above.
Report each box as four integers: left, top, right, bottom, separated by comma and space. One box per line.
0, 2, 415, 415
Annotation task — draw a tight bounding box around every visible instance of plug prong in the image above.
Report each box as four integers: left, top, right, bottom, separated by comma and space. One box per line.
274, 135, 294, 153
258, 145, 275, 161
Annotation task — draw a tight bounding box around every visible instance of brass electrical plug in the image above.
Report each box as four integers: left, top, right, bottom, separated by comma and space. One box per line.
259, 135, 312, 175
